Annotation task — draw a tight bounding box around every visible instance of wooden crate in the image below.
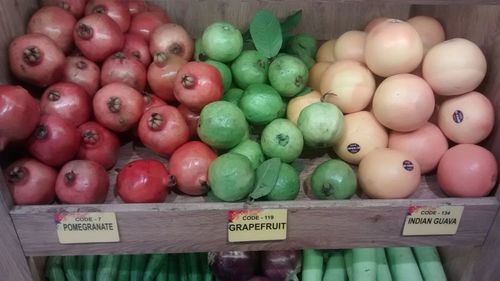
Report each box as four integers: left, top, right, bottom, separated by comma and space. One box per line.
0, 1, 499, 281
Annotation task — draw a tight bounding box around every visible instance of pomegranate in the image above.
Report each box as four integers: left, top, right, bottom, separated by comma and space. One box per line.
147, 53, 187, 102
149, 23, 193, 61
143, 92, 167, 112
137, 105, 190, 156
77, 121, 120, 169
55, 160, 109, 204
116, 159, 172, 203
177, 104, 200, 139
122, 33, 151, 67
28, 114, 80, 167
93, 83, 144, 132
41, 0, 87, 18
169, 141, 217, 195
9, 33, 65, 87
5, 158, 57, 205
63, 56, 100, 96
84, 0, 130, 33
27, 6, 76, 53
126, 0, 147, 15
101, 52, 146, 91
173, 61, 223, 112
40, 82, 92, 126
0, 85, 40, 151
73, 13, 124, 62
129, 11, 168, 42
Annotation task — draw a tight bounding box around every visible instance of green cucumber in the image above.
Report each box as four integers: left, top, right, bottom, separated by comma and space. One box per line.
412, 247, 447, 281
62, 256, 81, 281
301, 249, 323, 281
187, 253, 202, 281
45, 256, 66, 281
323, 251, 346, 281
143, 254, 168, 281
82, 255, 98, 281
376, 248, 393, 281
118, 255, 131, 281
199, 253, 213, 281
344, 249, 353, 281
96, 255, 121, 281
167, 254, 179, 281
386, 247, 423, 281
179, 254, 189, 281
352, 248, 377, 281
155, 262, 168, 281
130, 254, 149, 281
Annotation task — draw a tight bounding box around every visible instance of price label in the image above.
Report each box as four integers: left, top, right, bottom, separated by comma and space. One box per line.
55, 212, 120, 244
227, 209, 287, 242
402, 206, 464, 236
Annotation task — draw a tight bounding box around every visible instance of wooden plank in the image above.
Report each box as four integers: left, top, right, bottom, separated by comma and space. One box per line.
10, 197, 498, 256
472, 208, 500, 281
153, 0, 411, 40
0, 191, 35, 281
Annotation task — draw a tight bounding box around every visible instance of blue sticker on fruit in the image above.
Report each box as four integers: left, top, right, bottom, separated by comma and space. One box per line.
403, 160, 414, 171
453, 110, 464, 123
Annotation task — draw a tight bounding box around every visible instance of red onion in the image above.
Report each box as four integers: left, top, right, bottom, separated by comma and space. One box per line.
9, 33, 65, 87
84, 0, 131, 32
27, 6, 76, 53
129, 11, 168, 42
63, 56, 100, 96
5, 158, 57, 205
40, 82, 92, 126
73, 13, 124, 62
261, 250, 302, 281
101, 52, 146, 91
0, 85, 40, 151
28, 114, 81, 167
209, 251, 259, 281
93, 82, 144, 132
122, 33, 151, 67
77, 121, 120, 169
149, 23, 193, 61
41, 0, 87, 19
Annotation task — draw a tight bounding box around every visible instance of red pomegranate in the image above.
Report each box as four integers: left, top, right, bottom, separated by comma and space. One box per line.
142, 92, 167, 112
177, 104, 200, 139
27, 6, 76, 53
129, 11, 168, 42
101, 52, 146, 91
149, 23, 193, 62
63, 56, 100, 96
84, 0, 131, 32
147, 53, 187, 102
122, 33, 151, 67
77, 121, 120, 169
41, 0, 87, 18
40, 82, 92, 126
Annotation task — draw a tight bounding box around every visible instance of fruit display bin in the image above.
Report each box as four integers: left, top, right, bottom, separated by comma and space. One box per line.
0, 0, 499, 280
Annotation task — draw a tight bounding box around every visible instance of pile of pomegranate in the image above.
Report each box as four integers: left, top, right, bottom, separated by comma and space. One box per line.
1, 0, 220, 205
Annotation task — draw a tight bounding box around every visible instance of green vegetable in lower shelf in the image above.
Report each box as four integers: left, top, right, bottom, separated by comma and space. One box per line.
45, 256, 65, 281
62, 256, 81, 281
144, 254, 168, 281
82, 255, 98, 281
302, 249, 324, 281
376, 248, 393, 281
386, 247, 423, 281
130, 254, 149, 281
96, 255, 121, 281
117, 255, 131, 281
323, 251, 347, 281
352, 248, 377, 281
413, 247, 447, 281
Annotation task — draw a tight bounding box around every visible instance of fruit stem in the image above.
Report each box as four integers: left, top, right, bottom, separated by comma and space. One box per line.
107, 96, 122, 113
131, 50, 141, 60
34, 124, 48, 140
148, 112, 163, 130
77, 23, 93, 40
142, 91, 153, 105
8, 166, 27, 183
169, 42, 183, 55
181, 75, 196, 89
64, 170, 76, 184
48, 90, 61, 101
154, 52, 168, 66
320, 91, 337, 102
75, 60, 87, 70
22, 46, 43, 66
82, 129, 99, 144
168, 175, 177, 188
113, 52, 127, 61
276, 133, 289, 147
92, 5, 106, 14
322, 183, 333, 197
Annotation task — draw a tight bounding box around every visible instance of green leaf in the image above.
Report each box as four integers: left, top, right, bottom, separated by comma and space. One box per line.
281, 10, 302, 35
249, 158, 282, 200
250, 10, 283, 58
